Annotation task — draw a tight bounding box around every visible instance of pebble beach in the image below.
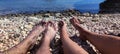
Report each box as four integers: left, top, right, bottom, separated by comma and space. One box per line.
0, 10, 120, 54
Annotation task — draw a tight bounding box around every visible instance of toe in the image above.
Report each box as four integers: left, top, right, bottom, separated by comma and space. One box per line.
47, 21, 57, 31
73, 17, 81, 24
53, 23, 58, 31
58, 20, 66, 28
70, 18, 76, 26
35, 20, 46, 26
58, 21, 64, 27
48, 21, 54, 27
70, 17, 81, 26
70, 18, 74, 24
48, 21, 53, 26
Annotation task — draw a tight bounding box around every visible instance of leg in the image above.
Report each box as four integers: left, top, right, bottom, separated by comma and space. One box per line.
70, 17, 120, 54
2, 21, 46, 54
58, 21, 88, 54
36, 21, 57, 54
0, 52, 3, 54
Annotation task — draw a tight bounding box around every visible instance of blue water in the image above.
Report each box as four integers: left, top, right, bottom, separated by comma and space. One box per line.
0, 0, 104, 15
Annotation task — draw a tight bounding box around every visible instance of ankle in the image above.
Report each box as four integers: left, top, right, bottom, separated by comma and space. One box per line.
40, 38, 50, 50
60, 31, 70, 39
44, 36, 50, 41
82, 30, 95, 40
78, 29, 92, 40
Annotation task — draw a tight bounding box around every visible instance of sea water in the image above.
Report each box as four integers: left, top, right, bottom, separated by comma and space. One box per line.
0, 0, 104, 15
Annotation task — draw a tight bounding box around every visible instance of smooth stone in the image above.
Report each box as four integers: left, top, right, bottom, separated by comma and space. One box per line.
24, 25, 33, 29
83, 13, 90, 16
21, 31, 27, 35
55, 13, 61, 17
20, 26, 24, 30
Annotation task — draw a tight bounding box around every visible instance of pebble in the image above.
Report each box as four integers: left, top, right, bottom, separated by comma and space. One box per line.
20, 26, 24, 30
0, 11, 120, 54
24, 25, 33, 29
83, 13, 90, 16
21, 31, 27, 35
108, 30, 114, 33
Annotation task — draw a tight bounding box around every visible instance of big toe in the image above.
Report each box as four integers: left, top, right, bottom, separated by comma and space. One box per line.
70, 17, 80, 25
48, 21, 57, 30
35, 21, 47, 26
58, 21, 64, 27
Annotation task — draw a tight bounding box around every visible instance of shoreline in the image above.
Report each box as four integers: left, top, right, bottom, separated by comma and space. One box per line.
0, 9, 100, 17
0, 9, 79, 17
1, 9, 120, 18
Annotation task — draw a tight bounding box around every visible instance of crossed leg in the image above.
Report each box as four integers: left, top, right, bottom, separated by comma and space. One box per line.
70, 17, 120, 54
1, 21, 47, 54
36, 21, 57, 54
58, 21, 88, 54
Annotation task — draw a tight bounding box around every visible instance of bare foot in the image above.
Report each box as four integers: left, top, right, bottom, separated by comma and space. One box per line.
70, 17, 87, 40
36, 21, 57, 54
28, 21, 47, 37
70, 17, 81, 29
58, 21, 89, 54
44, 21, 57, 41
3, 21, 47, 54
58, 21, 69, 38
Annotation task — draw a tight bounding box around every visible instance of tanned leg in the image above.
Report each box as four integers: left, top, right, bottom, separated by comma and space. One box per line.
2, 21, 47, 54
58, 21, 88, 54
0, 52, 3, 54
70, 17, 120, 54
36, 21, 57, 54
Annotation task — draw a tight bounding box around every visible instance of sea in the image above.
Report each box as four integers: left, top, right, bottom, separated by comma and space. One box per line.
0, 0, 104, 15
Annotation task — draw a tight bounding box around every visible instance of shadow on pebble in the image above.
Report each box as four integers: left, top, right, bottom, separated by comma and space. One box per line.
51, 35, 97, 54
29, 35, 97, 54
70, 35, 97, 54
108, 33, 120, 37
118, 34, 120, 37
